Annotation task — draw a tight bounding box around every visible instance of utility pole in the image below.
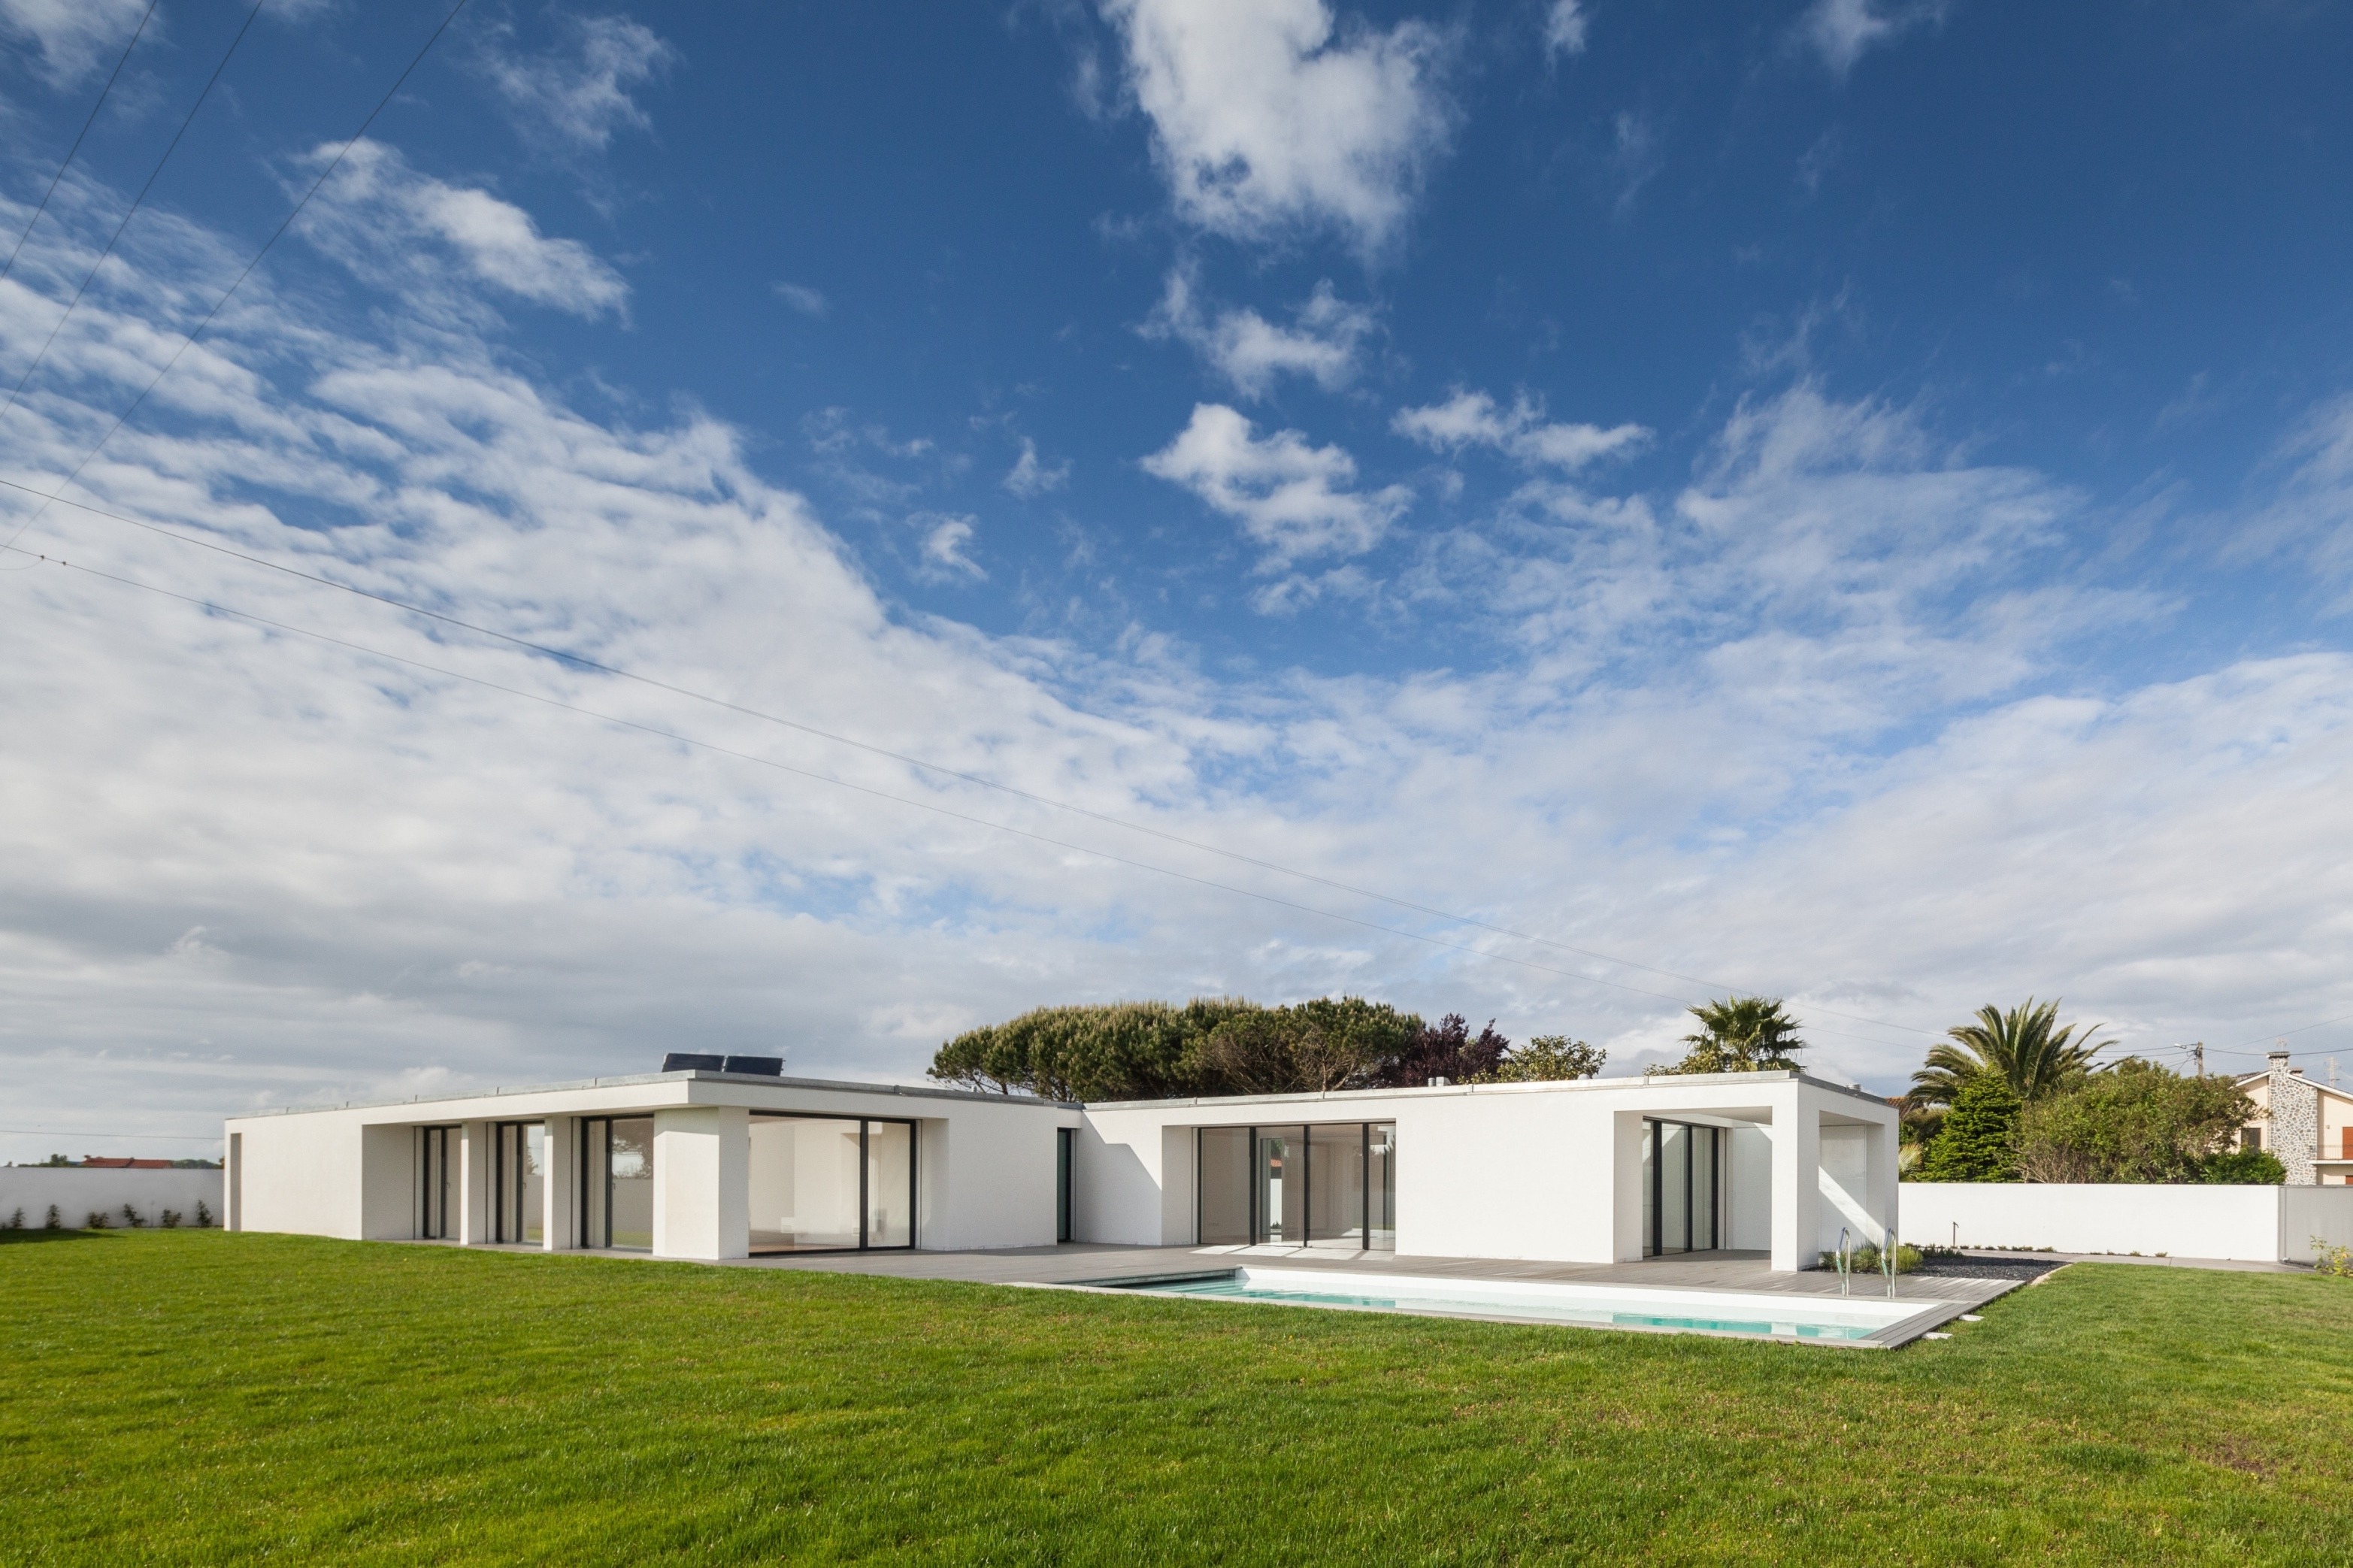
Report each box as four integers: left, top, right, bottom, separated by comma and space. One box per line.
2191, 1042, 2203, 1077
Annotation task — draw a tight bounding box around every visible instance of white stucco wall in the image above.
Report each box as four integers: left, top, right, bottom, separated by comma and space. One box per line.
1897, 1182, 2353, 1263
0, 1168, 223, 1228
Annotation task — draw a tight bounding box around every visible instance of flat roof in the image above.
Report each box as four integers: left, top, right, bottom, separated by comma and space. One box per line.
227, 1068, 1080, 1121
1085, 1069, 1895, 1112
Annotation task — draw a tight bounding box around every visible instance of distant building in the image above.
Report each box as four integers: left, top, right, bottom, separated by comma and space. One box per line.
2236, 1052, 2353, 1185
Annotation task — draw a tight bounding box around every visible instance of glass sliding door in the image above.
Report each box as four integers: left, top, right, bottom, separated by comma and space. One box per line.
418, 1125, 454, 1240
1197, 1121, 1398, 1249
1367, 1123, 1396, 1251
866, 1120, 913, 1248
492, 1122, 546, 1245
1643, 1118, 1723, 1258
1197, 1126, 1251, 1243
746, 1115, 915, 1253
578, 1116, 656, 1251
1055, 1127, 1075, 1244
1307, 1122, 1366, 1249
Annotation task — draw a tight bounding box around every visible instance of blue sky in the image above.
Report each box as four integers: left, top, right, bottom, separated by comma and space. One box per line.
4, 0, 2352, 1156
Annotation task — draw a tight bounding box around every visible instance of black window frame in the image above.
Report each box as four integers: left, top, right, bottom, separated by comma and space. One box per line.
1195, 1121, 1395, 1250
1642, 1118, 1723, 1258
746, 1111, 919, 1255
417, 1125, 457, 1240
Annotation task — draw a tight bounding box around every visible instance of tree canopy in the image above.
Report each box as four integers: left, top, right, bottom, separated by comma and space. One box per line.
1909, 998, 2105, 1108
2013, 1061, 2257, 1183
1916, 1072, 2022, 1182
1653, 997, 1805, 1075
929, 1000, 1604, 1100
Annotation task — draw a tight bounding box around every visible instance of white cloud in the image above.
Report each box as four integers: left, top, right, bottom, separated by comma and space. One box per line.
2240, 393, 2353, 598
1143, 265, 1375, 398
773, 280, 828, 318
1541, 0, 1588, 59
484, 14, 677, 150
1142, 402, 1410, 569
1394, 388, 1648, 471
1798, 0, 1942, 77
300, 140, 628, 320
0, 0, 146, 86
1003, 437, 1071, 498
913, 513, 987, 581
1100, 0, 1455, 253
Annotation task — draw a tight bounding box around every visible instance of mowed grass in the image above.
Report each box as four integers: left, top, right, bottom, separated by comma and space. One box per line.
4, 1232, 2351, 1564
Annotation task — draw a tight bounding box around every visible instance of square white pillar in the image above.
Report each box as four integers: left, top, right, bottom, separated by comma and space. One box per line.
458, 1120, 491, 1245
1611, 1111, 1649, 1262
1768, 1094, 1820, 1273
543, 1116, 576, 1251
652, 1106, 749, 1261
1863, 1118, 1897, 1247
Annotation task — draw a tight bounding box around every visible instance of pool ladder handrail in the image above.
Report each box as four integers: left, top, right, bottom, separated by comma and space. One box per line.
1837, 1225, 1852, 1296
1882, 1229, 1897, 1299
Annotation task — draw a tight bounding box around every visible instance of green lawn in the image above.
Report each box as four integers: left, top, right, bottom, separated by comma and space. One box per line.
4, 1231, 2349, 1563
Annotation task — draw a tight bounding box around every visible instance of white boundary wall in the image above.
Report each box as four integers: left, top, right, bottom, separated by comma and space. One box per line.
1899, 1182, 2353, 1264
0, 1168, 223, 1228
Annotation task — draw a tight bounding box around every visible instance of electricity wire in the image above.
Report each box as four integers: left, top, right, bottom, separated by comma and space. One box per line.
6, 543, 1937, 1058
0, 0, 162, 288
0, 0, 268, 433
0, 475, 1941, 1048
0, 0, 474, 562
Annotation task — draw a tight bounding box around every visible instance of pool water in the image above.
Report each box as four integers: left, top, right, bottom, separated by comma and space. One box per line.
1097, 1267, 1946, 1342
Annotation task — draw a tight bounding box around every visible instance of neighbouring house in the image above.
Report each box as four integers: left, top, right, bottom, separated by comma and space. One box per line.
2236, 1052, 2353, 1185
221, 1061, 1896, 1272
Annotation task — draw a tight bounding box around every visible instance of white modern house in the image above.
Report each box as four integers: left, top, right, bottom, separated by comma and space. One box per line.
223, 1064, 1897, 1273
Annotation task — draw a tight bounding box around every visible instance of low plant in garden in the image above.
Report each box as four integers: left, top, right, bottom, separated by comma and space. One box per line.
195, 1200, 213, 1227
120, 1203, 143, 1228
85, 1210, 110, 1230
44, 1204, 61, 1230
2315, 1238, 2353, 1279
1818, 1243, 1923, 1274
160, 1209, 182, 1227
5, 1207, 22, 1230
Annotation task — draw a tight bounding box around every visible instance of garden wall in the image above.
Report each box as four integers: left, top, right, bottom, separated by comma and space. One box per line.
1898, 1182, 2353, 1264
0, 1168, 223, 1230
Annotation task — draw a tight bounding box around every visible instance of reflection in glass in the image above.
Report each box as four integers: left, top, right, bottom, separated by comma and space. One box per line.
419, 1126, 453, 1240
495, 1122, 547, 1245
746, 1117, 915, 1252
1367, 1123, 1396, 1251
866, 1120, 913, 1247
608, 1117, 655, 1250
1307, 1122, 1365, 1247
1198, 1127, 1251, 1244
1643, 1118, 1722, 1257
1691, 1124, 1717, 1251
1659, 1121, 1689, 1252
1256, 1130, 1304, 1244
1641, 1122, 1655, 1255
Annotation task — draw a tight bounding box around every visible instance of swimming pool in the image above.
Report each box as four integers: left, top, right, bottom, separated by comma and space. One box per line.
1084, 1266, 1958, 1344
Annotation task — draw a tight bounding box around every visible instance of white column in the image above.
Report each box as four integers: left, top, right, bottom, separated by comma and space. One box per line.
1768, 1091, 1820, 1272
652, 1106, 749, 1261
543, 1116, 575, 1250
1611, 1111, 1648, 1262
458, 1121, 491, 1245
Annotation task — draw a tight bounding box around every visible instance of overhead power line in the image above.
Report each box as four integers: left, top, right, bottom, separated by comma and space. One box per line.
8, 543, 1939, 1058
0, 0, 269, 433
0, 0, 162, 288
0, 0, 474, 562
0, 476, 1941, 1046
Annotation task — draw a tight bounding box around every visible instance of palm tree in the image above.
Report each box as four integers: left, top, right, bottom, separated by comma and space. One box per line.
1664, 996, 1806, 1074
1909, 998, 2106, 1108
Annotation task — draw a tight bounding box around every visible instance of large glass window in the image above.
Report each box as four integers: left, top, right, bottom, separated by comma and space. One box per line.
418, 1125, 454, 1240
1642, 1118, 1722, 1257
746, 1115, 915, 1253
579, 1116, 656, 1251
492, 1122, 546, 1245
1200, 1122, 1397, 1251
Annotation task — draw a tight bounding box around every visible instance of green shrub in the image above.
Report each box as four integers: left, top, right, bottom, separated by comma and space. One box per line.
2315, 1238, 2353, 1279
44, 1204, 61, 1230
2200, 1147, 2287, 1185
160, 1209, 183, 1228
194, 1200, 213, 1228
121, 1203, 143, 1229
1817, 1243, 1923, 1274
85, 1211, 110, 1230
1918, 1073, 2021, 1181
